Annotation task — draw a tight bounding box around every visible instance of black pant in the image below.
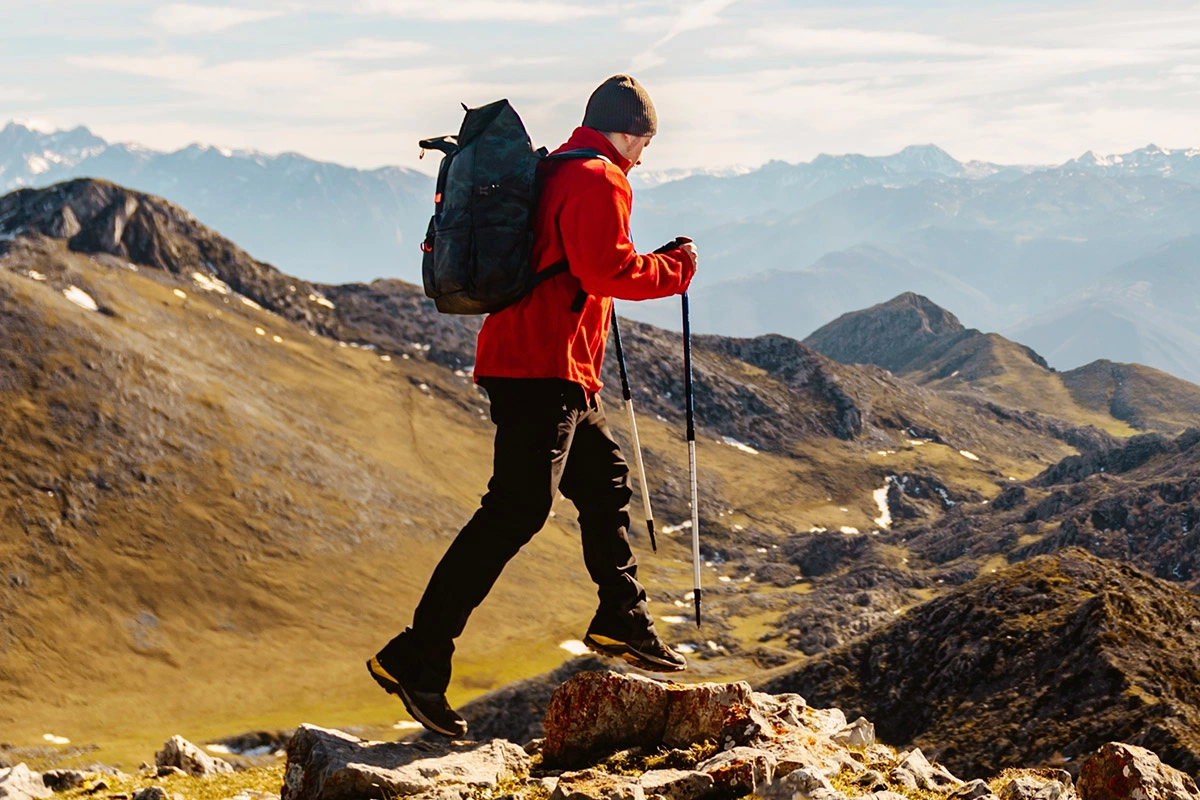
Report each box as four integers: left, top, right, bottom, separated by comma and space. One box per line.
406, 378, 654, 691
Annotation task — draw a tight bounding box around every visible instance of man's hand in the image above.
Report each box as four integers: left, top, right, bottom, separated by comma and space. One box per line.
679, 241, 698, 270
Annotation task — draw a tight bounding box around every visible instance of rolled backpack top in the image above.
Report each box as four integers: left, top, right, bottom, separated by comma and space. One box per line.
419, 99, 599, 315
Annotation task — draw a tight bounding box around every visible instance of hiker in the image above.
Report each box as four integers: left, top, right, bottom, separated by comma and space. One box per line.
368, 75, 699, 737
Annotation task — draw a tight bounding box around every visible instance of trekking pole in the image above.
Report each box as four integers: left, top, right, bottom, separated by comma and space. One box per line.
608, 237, 695, 553
683, 289, 701, 627
610, 308, 656, 551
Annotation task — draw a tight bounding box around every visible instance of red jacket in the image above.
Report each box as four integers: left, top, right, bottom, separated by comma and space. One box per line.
474, 127, 695, 394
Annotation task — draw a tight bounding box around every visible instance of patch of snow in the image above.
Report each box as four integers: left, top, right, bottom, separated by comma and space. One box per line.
392, 720, 424, 730
676, 643, 697, 654
661, 520, 693, 534
454, 369, 467, 377
43, 734, 70, 745
683, 591, 695, 601
839, 507, 849, 512
27, 270, 46, 281
559, 639, 590, 656
950, 370, 960, 377
840, 526, 860, 534
272, 335, 283, 343
907, 439, 928, 446
1007, 476, 1016, 481
809, 526, 827, 533
173, 288, 187, 299
659, 615, 688, 624
755, 547, 768, 553
307, 292, 335, 309
193, 272, 230, 294
380, 355, 392, 362
26, 155, 50, 174
418, 383, 430, 391
402, 353, 410, 360
721, 435, 759, 455
959, 450, 980, 461
733, 524, 744, 531
718, 576, 732, 583
241, 296, 263, 310
205, 744, 232, 754
63, 285, 98, 311
706, 640, 721, 651
873, 480, 892, 529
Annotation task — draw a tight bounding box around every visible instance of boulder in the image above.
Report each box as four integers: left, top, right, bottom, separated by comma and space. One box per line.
155, 735, 234, 777
890, 749, 963, 793
40, 770, 88, 792
832, 718, 875, 749
999, 775, 1072, 800
0, 765, 51, 800
132, 788, 169, 800
282, 724, 530, 800
542, 672, 753, 767
550, 770, 644, 800
952, 780, 998, 800
696, 747, 776, 796
758, 766, 838, 800
637, 769, 713, 800
1078, 743, 1200, 800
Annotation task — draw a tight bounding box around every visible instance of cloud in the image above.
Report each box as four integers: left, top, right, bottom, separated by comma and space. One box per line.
151, 3, 284, 34
354, 0, 606, 23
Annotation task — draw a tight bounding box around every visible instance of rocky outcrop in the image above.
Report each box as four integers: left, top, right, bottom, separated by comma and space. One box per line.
1078, 743, 1200, 800
155, 735, 234, 777
0, 764, 51, 800
282, 725, 531, 800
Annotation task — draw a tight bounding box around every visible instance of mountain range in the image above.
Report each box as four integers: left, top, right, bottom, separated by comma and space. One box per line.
9, 120, 1200, 382
4, 176, 1200, 777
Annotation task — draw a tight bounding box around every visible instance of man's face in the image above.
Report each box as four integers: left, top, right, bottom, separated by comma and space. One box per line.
624, 133, 653, 169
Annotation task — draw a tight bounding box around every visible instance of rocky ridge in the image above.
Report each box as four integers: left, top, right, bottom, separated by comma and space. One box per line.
273, 671, 1199, 800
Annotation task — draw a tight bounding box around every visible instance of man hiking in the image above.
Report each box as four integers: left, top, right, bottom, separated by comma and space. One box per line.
368, 74, 699, 738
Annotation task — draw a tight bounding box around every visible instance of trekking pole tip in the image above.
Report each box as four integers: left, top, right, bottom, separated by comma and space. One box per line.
693, 590, 702, 628
647, 518, 657, 552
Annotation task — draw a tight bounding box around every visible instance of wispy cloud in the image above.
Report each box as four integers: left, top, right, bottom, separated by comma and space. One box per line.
151, 3, 284, 34
355, 0, 606, 23
631, 0, 741, 72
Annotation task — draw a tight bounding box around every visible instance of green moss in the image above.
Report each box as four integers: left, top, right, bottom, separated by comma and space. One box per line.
59, 765, 283, 800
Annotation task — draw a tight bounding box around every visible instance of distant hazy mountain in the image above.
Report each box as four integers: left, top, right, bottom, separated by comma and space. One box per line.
1067, 144, 1200, 182
1008, 235, 1200, 383
0, 121, 432, 285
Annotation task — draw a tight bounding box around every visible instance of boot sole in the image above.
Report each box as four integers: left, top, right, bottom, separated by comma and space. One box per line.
582, 633, 687, 672
366, 657, 467, 738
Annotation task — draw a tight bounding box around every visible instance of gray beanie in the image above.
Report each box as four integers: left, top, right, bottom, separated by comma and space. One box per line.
582, 75, 657, 136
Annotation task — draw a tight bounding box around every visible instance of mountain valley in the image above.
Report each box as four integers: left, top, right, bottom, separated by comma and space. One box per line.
1, 178, 1199, 781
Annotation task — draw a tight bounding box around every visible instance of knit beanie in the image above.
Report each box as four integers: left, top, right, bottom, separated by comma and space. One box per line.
582, 75, 657, 136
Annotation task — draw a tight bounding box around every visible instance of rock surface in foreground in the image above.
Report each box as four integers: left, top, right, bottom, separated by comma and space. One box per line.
1078, 743, 1200, 800
282, 725, 531, 800
542, 671, 753, 767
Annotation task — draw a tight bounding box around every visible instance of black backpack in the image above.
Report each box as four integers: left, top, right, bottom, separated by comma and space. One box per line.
419, 99, 600, 314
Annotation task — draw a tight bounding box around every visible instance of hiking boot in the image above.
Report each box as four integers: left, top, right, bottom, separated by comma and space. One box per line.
583, 626, 688, 672
367, 641, 467, 738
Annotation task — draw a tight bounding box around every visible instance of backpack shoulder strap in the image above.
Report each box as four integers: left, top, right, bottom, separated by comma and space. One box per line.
546, 148, 609, 164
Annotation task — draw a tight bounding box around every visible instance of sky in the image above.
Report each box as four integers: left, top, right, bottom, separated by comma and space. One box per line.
3, 0, 1200, 174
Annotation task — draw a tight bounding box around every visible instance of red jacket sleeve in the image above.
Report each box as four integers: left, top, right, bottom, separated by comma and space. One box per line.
558, 164, 695, 301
